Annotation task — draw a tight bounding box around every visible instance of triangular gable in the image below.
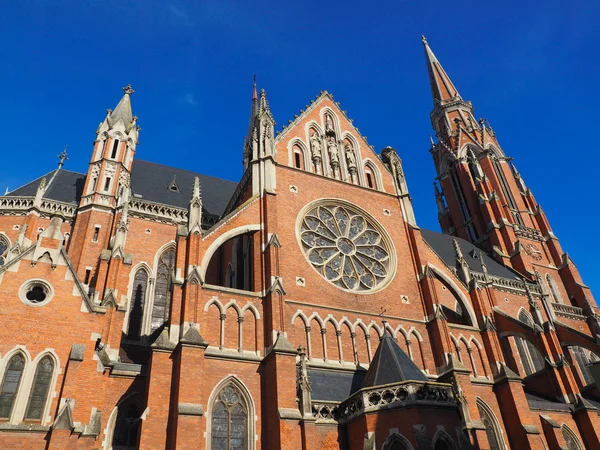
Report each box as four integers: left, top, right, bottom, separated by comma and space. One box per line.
274, 92, 396, 192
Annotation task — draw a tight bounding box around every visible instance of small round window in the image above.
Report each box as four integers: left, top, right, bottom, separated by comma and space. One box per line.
19, 280, 54, 307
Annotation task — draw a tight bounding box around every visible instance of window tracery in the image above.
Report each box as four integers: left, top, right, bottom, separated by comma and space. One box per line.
0, 234, 8, 265
25, 355, 54, 420
127, 270, 148, 340
476, 398, 505, 450
299, 201, 394, 293
211, 383, 249, 450
546, 274, 563, 304
0, 354, 25, 419
151, 249, 176, 333
571, 346, 599, 386
112, 397, 143, 450
515, 311, 545, 376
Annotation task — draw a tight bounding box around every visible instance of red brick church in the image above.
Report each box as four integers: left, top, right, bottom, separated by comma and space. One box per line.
0, 38, 598, 450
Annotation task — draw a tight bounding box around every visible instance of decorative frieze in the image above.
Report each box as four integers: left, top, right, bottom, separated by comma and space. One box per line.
337, 381, 456, 423
0, 196, 77, 219
513, 224, 544, 242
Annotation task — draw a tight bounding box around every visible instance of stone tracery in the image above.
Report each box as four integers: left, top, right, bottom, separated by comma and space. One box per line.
299, 202, 393, 292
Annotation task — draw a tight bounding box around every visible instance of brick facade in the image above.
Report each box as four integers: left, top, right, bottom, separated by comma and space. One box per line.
0, 39, 598, 450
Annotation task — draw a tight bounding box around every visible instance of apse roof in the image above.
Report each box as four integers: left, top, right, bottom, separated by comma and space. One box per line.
420, 228, 520, 280
308, 369, 365, 402
4, 160, 238, 219
361, 333, 428, 388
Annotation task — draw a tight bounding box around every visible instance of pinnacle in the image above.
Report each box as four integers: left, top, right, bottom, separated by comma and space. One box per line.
422, 37, 462, 106
108, 84, 135, 128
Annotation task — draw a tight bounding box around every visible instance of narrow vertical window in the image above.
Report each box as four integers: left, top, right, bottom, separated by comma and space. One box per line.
0, 354, 25, 419
91, 177, 98, 191
127, 270, 148, 340
211, 383, 249, 450
104, 177, 112, 192
92, 227, 100, 243
112, 398, 143, 449
151, 249, 176, 334
84, 269, 91, 285
294, 151, 302, 169
546, 274, 563, 304
111, 140, 119, 159
25, 356, 54, 420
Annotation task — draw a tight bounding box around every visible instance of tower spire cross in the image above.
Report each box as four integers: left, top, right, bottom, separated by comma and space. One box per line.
57, 146, 69, 169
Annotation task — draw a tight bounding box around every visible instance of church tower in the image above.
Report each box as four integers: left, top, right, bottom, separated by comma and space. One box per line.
69, 85, 139, 278
424, 37, 597, 315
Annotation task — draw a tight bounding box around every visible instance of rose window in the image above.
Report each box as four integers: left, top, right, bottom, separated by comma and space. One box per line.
299, 202, 394, 292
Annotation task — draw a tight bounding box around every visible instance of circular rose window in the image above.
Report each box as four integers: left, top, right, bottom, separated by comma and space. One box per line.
298, 200, 395, 293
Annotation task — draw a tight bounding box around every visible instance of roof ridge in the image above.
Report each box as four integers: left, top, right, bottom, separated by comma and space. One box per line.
4, 170, 57, 196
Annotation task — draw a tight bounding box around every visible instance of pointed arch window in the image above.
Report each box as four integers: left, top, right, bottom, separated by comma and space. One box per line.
112, 397, 143, 450
0, 354, 25, 419
571, 346, 599, 386
0, 234, 8, 265
210, 382, 251, 450
546, 274, 563, 304
25, 355, 54, 420
151, 249, 176, 333
562, 424, 584, 450
515, 311, 545, 376
476, 398, 505, 450
127, 270, 148, 340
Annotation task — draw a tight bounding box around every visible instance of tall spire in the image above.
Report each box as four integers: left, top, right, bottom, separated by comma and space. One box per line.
108, 84, 134, 128
422, 36, 462, 106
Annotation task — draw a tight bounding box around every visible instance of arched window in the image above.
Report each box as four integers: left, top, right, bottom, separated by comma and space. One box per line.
562, 424, 584, 450
515, 311, 545, 376
433, 431, 457, 450
0, 234, 9, 265
151, 249, 176, 334
112, 397, 143, 450
0, 353, 25, 419
382, 432, 413, 450
571, 346, 599, 386
292, 145, 304, 170
546, 274, 563, 304
25, 355, 54, 420
364, 164, 376, 189
476, 398, 505, 450
210, 380, 252, 450
127, 270, 148, 340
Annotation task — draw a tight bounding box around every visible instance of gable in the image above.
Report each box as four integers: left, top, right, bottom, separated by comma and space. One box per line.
274, 93, 396, 193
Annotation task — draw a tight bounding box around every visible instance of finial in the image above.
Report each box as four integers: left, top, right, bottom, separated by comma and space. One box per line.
57, 146, 69, 169
192, 176, 202, 200
421, 35, 428, 45
123, 84, 135, 95
252, 74, 258, 100
452, 239, 464, 259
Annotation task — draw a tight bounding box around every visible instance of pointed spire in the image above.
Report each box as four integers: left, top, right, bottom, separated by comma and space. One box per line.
108, 84, 134, 128
422, 36, 462, 106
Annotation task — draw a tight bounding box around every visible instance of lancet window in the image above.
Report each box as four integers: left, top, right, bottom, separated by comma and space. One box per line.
25, 356, 54, 420
112, 397, 143, 450
515, 311, 545, 376
0, 354, 25, 419
210, 382, 251, 450
0, 234, 8, 265
151, 249, 176, 334
127, 269, 148, 340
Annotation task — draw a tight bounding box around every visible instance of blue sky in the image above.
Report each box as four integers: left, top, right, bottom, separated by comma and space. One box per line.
1, 0, 599, 294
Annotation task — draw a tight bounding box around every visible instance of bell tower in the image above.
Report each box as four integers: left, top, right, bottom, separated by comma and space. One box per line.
423, 37, 569, 277
69, 85, 139, 276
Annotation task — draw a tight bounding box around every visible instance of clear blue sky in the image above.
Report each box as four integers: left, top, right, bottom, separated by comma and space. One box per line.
1, 0, 598, 294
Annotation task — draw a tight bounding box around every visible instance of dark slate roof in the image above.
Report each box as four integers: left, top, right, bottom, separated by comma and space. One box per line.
4, 160, 238, 219
309, 369, 365, 402
525, 391, 572, 411
129, 160, 237, 218
420, 228, 520, 280
361, 334, 427, 388
6, 170, 86, 204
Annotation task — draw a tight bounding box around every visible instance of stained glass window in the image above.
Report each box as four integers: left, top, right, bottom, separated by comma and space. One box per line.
477, 400, 504, 450
127, 270, 148, 339
516, 311, 545, 376
0, 354, 25, 418
151, 249, 176, 333
299, 202, 394, 293
113, 399, 142, 450
25, 355, 54, 420
211, 384, 248, 450
0, 235, 8, 266
562, 425, 584, 450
